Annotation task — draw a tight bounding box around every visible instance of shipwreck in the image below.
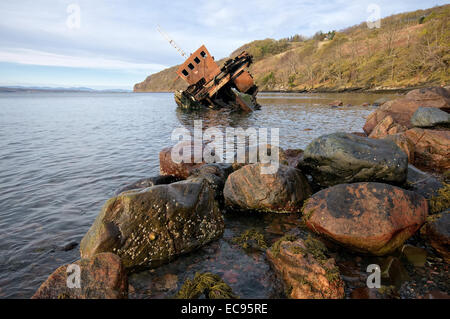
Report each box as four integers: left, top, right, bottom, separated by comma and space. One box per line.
158, 26, 259, 112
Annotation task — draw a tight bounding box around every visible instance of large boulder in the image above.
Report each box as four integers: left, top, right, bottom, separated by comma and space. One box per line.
32, 253, 128, 299
115, 175, 181, 195
410, 107, 450, 128
231, 144, 285, 171
224, 163, 311, 213
300, 133, 408, 187
80, 178, 224, 269
368, 115, 407, 139
402, 128, 450, 172
303, 182, 428, 255
363, 87, 450, 135
405, 87, 450, 109
422, 211, 450, 263
266, 236, 345, 299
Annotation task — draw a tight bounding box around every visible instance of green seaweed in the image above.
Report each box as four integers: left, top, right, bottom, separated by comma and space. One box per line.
428, 183, 450, 214
174, 272, 239, 299
301, 199, 317, 228
270, 234, 298, 257
324, 266, 341, 284
303, 235, 328, 262
232, 229, 268, 250
288, 246, 306, 255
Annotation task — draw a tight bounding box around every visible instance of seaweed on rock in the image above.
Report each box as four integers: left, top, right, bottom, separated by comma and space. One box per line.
174, 272, 239, 299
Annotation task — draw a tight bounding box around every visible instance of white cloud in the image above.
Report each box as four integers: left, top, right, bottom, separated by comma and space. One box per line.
0, 48, 167, 72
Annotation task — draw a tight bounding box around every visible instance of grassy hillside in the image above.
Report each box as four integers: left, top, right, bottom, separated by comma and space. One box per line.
134, 5, 449, 92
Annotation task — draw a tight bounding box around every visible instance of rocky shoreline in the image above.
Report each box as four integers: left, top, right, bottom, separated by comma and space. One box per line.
33, 87, 449, 299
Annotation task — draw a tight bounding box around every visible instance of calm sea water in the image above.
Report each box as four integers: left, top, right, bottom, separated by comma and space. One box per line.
0, 91, 399, 298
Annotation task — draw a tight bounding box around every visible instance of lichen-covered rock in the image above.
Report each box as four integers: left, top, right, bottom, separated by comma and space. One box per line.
80, 178, 224, 269
363, 87, 450, 135
115, 175, 181, 195
266, 236, 345, 299
300, 133, 408, 187
369, 115, 407, 139
303, 182, 428, 255
32, 253, 127, 299
410, 107, 450, 128
402, 128, 450, 172
422, 211, 450, 263
224, 163, 311, 213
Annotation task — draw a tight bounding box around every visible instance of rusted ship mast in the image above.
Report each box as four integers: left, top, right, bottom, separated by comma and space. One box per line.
158, 26, 260, 112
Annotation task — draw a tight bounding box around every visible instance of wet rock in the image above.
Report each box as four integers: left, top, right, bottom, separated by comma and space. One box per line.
410, 107, 450, 128
115, 175, 181, 195
363, 87, 450, 135
368, 115, 407, 139
61, 241, 78, 252
187, 163, 234, 205
224, 163, 311, 213
303, 182, 428, 255
300, 133, 408, 187
159, 141, 220, 179
381, 256, 410, 289
406, 165, 444, 200
400, 244, 427, 267
362, 102, 370, 107
153, 273, 178, 292
402, 128, 450, 172
422, 211, 450, 263
351, 287, 380, 299
266, 236, 345, 299
80, 178, 224, 269
423, 290, 450, 299
373, 97, 390, 107
32, 253, 128, 299
351, 132, 367, 137
282, 149, 304, 168
329, 100, 343, 107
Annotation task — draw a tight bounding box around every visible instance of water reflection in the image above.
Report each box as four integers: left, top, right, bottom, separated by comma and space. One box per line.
176, 107, 254, 131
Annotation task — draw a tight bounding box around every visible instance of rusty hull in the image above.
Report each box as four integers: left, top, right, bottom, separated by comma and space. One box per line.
175, 45, 259, 112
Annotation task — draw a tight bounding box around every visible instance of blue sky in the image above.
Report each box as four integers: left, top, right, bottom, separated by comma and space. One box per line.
0, 0, 447, 90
